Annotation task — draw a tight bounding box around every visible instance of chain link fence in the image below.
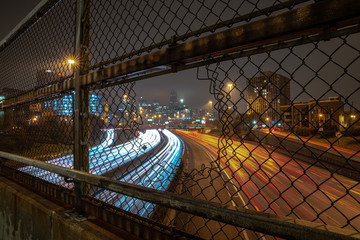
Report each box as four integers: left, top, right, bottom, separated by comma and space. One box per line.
1, 0, 360, 239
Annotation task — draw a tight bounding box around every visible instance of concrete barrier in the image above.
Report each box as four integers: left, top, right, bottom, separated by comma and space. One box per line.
0, 176, 138, 240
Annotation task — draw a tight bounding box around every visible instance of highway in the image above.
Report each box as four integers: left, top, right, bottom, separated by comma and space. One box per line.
20, 129, 161, 185
20, 128, 184, 218
175, 131, 252, 240
95, 129, 184, 218
264, 129, 360, 159
176, 130, 360, 238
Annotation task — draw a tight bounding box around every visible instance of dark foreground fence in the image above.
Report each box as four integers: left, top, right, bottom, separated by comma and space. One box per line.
1, 0, 360, 239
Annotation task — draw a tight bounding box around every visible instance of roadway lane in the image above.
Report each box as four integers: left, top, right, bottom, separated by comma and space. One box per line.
175, 131, 262, 240
266, 129, 360, 159
95, 129, 184, 218
177, 130, 360, 233
19, 129, 161, 186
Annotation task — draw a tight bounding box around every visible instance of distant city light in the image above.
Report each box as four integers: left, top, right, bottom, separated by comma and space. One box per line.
180, 99, 184, 103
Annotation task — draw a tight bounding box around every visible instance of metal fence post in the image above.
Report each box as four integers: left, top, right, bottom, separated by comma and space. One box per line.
74, 0, 90, 212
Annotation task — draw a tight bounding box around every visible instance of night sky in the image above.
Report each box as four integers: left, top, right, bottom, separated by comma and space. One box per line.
1, 1, 359, 112
0, 1, 41, 41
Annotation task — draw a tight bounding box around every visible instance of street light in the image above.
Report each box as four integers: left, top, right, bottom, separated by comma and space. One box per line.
318, 113, 324, 127
67, 59, 75, 70
208, 100, 213, 111
227, 83, 233, 91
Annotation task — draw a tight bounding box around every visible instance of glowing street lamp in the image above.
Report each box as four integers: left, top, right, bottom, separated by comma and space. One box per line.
208, 100, 213, 110
67, 59, 75, 70
227, 83, 233, 91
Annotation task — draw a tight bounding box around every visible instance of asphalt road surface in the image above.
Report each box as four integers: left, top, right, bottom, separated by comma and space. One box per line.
176, 130, 360, 239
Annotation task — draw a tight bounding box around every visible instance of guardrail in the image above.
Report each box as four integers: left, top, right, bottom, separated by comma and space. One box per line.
1, 151, 359, 240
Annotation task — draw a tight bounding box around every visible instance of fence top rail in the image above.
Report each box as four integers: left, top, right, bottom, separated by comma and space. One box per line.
0, 0, 58, 50
0, 150, 359, 240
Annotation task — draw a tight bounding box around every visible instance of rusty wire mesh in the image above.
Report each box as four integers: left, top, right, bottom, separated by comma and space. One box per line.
0, 93, 75, 188
0, 0, 75, 98
179, 31, 360, 238
0, 0, 360, 240
86, 83, 185, 218
88, 0, 309, 70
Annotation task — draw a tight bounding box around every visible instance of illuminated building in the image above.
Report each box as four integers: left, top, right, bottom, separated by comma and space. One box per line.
169, 90, 179, 115
280, 96, 344, 129
247, 71, 290, 123
44, 93, 103, 116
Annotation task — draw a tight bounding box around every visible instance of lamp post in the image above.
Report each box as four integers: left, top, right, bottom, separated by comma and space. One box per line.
318, 113, 324, 128
208, 100, 213, 110
351, 114, 356, 124
265, 117, 270, 128
227, 83, 234, 110
67, 59, 75, 70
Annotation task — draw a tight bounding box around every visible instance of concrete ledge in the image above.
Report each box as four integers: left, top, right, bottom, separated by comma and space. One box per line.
0, 176, 139, 240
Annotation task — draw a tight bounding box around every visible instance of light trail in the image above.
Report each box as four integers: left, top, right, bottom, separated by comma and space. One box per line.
95, 129, 184, 218
263, 129, 360, 158
19, 129, 161, 185
177, 130, 360, 232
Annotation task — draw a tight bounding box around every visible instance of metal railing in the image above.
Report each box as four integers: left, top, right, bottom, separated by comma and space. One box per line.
0, 0, 360, 239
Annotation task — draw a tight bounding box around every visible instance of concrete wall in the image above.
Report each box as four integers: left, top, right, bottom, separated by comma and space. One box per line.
0, 176, 138, 240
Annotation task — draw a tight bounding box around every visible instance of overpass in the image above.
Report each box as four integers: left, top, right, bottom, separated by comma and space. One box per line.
1, 0, 360, 239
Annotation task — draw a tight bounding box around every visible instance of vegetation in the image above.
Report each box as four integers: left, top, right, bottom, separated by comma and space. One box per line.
294, 127, 315, 136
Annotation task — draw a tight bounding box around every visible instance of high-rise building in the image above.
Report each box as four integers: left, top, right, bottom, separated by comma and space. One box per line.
246, 71, 290, 124
169, 90, 179, 115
